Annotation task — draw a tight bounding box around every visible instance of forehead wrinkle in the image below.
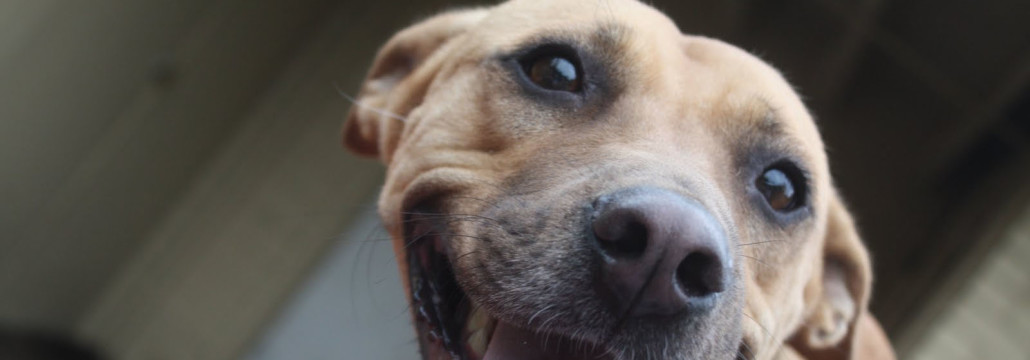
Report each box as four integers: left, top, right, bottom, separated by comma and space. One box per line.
592, 22, 630, 51
725, 95, 810, 170
747, 95, 786, 138
712, 96, 795, 164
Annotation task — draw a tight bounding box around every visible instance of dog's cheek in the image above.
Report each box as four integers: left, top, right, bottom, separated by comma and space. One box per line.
468, 195, 601, 324
740, 237, 824, 359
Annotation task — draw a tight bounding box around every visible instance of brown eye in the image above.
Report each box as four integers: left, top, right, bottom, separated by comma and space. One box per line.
526, 55, 582, 92
756, 166, 804, 211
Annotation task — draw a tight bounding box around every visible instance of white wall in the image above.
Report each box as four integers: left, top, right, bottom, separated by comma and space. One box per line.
245, 209, 418, 360
907, 208, 1030, 359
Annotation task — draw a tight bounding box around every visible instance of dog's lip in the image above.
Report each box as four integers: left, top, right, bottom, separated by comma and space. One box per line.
406, 216, 611, 360
408, 229, 469, 358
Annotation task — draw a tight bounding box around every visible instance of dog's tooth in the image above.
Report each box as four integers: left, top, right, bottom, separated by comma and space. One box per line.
464, 306, 495, 358
464, 306, 493, 333
417, 305, 430, 322
466, 328, 488, 357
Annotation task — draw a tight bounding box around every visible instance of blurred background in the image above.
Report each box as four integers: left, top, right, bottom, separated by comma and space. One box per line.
1, 0, 1028, 359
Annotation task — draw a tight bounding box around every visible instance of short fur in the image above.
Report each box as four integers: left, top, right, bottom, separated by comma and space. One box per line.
343, 1, 896, 359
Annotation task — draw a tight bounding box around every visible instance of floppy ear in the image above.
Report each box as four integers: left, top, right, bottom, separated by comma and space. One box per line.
789, 193, 894, 359
342, 9, 488, 161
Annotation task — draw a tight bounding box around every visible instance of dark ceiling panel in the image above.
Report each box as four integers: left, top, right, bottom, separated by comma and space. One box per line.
881, 0, 1030, 98
656, 0, 1030, 336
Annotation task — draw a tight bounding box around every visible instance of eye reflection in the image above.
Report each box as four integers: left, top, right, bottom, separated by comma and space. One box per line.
524, 54, 582, 92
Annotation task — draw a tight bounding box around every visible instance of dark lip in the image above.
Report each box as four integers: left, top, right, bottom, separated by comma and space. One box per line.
407, 224, 471, 359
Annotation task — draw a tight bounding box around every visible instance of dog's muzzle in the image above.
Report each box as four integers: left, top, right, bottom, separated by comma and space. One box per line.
406, 186, 735, 360
591, 187, 732, 319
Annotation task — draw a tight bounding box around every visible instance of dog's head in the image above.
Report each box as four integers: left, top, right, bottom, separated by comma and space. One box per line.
343, 1, 875, 359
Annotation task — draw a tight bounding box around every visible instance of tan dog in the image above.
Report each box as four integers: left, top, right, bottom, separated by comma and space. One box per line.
343, 0, 896, 359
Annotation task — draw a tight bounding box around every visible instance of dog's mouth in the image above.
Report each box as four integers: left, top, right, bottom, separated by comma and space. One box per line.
407, 228, 492, 360
403, 207, 749, 360
406, 217, 606, 360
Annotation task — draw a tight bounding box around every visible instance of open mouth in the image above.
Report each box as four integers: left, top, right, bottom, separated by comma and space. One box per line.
407, 218, 496, 359
406, 216, 605, 360
404, 213, 748, 360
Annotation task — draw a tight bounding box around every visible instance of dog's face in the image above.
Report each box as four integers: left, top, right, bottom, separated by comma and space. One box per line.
343, 1, 873, 359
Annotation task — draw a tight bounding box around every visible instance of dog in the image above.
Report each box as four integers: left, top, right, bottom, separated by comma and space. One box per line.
342, 0, 896, 359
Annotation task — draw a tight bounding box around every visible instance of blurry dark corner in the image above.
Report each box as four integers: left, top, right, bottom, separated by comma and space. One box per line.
941, 85, 1030, 193
0, 326, 105, 360
658, 0, 1030, 355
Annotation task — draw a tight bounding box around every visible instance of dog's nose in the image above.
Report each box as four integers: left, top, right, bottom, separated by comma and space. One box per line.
592, 187, 730, 318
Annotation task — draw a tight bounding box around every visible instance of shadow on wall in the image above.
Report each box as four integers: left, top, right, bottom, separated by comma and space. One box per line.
0, 327, 104, 360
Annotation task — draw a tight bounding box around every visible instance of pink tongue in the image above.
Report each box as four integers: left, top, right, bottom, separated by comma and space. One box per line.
483, 322, 596, 360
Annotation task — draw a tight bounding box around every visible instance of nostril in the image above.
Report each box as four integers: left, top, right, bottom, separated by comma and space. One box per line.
600, 221, 647, 257
593, 211, 648, 258
676, 252, 725, 297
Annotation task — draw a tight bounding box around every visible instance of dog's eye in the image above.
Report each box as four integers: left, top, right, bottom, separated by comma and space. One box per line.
522, 54, 582, 92
756, 164, 806, 212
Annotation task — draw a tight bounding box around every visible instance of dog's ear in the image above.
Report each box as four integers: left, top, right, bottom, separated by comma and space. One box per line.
790, 193, 893, 359
342, 9, 488, 160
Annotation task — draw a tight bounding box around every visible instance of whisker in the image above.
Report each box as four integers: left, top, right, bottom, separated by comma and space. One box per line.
349, 229, 373, 320
333, 82, 408, 123
453, 250, 480, 264
452, 193, 533, 213
358, 237, 394, 243
739, 254, 776, 269
402, 228, 436, 250
741, 310, 774, 348
737, 239, 784, 247
527, 304, 556, 327
438, 233, 493, 242
399, 212, 504, 225
400, 209, 514, 234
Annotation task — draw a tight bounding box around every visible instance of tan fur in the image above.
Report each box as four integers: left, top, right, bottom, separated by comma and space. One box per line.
343, 1, 894, 359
